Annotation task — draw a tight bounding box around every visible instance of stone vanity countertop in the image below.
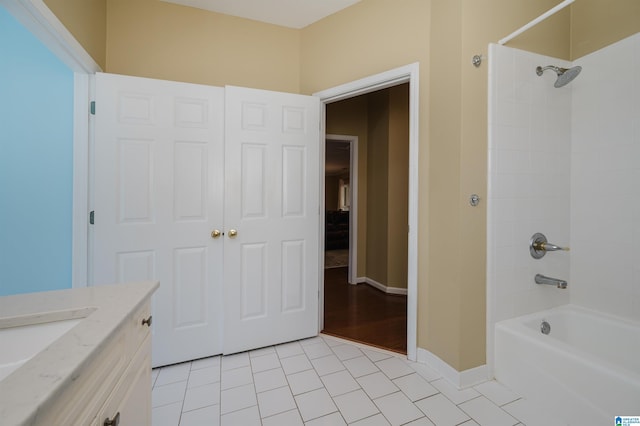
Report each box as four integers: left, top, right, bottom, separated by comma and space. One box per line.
0, 281, 159, 426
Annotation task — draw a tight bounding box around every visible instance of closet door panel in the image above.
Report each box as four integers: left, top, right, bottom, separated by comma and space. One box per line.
93, 73, 224, 367
223, 85, 320, 354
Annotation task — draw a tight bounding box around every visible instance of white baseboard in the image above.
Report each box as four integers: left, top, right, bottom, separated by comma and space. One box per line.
417, 348, 489, 389
364, 277, 408, 295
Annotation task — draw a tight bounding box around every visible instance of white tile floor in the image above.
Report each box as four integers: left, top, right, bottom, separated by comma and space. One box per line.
151, 335, 552, 426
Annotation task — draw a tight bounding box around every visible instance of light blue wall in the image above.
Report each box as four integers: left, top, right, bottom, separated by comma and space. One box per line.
0, 6, 74, 296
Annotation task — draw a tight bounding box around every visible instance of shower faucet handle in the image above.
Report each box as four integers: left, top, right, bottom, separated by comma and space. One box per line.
530, 233, 569, 259
538, 242, 569, 252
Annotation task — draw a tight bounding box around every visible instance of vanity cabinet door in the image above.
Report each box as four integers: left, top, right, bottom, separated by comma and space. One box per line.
96, 335, 152, 426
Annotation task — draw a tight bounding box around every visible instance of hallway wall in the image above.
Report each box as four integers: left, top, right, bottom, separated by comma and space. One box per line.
326, 96, 368, 279
327, 86, 409, 290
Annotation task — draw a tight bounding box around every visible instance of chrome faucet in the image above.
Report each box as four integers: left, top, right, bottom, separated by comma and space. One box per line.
535, 274, 567, 289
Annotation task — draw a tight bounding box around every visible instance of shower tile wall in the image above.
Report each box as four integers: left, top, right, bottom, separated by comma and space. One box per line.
570, 33, 640, 322
487, 44, 572, 332
488, 33, 640, 365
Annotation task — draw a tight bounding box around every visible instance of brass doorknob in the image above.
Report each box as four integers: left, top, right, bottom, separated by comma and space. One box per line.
228, 229, 238, 238
211, 229, 221, 239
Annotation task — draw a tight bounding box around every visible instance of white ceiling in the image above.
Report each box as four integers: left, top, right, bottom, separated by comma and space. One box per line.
160, 0, 361, 29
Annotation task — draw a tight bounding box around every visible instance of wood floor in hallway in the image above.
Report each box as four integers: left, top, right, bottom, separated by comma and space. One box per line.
322, 266, 407, 354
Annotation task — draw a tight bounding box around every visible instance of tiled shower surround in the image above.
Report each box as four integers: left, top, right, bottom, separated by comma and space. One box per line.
488, 32, 640, 366
570, 33, 640, 321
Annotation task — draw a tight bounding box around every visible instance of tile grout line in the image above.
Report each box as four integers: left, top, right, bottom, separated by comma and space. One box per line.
177, 361, 192, 426
152, 338, 534, 426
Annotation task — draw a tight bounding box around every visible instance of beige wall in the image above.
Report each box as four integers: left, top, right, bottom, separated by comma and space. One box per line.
106, 0, 300, 92
501, 3, 571, 60
366, 90, 390, 285
426, 0, 463, 368
43, 0, 106, 69
39, 0, 640, 372
571, 0, 640, 59
428, 0, 571, 370
300, 0, 431, 94
387, 85, 409, 289
424, 0, 572, 370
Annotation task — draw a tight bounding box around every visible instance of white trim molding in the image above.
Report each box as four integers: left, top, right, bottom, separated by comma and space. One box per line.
72, 73, 90, 288
417, 348, 489, 389
314, 62, 420, 362
0, 0, 101, 73
364, 278, 408, 296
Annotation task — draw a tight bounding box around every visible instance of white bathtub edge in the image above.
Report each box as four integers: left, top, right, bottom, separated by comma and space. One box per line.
494, 304, 640, 424
417, 347, 489, 389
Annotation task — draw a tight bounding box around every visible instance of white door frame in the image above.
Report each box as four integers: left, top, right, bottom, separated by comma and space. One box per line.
314, 62, 420, 361
0, 0, 101, 289
325, 134, 359, 285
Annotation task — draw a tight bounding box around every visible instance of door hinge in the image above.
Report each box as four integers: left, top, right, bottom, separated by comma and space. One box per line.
90, 101, 96, 115
89, 211, 95, 225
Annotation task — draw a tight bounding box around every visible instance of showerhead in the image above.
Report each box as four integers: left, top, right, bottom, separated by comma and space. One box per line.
536, 65, 582, 88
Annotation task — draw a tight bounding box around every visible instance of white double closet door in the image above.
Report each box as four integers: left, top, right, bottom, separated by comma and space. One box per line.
92, 73, 320, 367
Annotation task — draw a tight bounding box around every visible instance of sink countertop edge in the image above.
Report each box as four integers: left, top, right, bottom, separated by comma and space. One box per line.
0, 281, 159, 426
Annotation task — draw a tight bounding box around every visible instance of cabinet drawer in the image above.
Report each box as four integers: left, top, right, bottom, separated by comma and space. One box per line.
97, 335, 152, 426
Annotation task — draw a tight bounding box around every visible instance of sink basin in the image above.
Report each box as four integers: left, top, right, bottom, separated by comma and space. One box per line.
0, 309, 95, 382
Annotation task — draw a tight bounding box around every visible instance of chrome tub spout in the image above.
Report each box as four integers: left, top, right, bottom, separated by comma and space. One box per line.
535, 274, 567, 289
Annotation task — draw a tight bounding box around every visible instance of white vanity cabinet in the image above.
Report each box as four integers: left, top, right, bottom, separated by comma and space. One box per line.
40, 301, 153, 426
0, 281, 158, 426
92, 337, 152, 426
91, 305, 153, 426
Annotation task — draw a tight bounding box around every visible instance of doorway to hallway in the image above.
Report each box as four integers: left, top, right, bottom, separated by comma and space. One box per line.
321, 84, 409, 354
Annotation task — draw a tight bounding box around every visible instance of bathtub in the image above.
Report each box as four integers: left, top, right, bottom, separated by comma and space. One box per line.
494, 304, 640, 425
